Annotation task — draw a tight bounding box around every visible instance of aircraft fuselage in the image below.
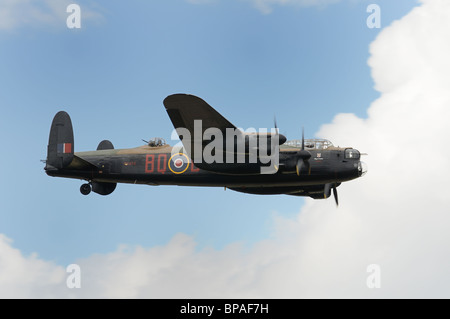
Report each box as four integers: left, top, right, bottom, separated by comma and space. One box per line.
46, 145, 363, 188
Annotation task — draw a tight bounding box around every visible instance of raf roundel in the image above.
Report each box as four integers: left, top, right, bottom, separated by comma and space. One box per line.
168, 153, 190, 174
174, 159, 183, 168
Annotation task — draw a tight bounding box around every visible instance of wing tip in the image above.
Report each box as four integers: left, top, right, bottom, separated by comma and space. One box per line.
163, 93, 205, 109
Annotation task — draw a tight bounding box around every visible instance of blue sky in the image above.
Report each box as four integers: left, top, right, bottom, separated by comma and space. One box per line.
0, 0, 418, 267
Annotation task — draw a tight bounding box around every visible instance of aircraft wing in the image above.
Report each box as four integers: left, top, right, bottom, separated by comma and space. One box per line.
163, 94, 277, 175
164, 93, 237, 134
163, 94, 244, 162
229, 184, 340, 200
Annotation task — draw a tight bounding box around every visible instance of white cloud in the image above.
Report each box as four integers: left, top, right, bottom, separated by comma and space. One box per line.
2, 0, 450, 298
0, 0, 103, 31
0, 234, 67, 298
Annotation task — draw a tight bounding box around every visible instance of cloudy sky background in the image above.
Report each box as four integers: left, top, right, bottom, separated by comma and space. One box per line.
2, 0, 449, 298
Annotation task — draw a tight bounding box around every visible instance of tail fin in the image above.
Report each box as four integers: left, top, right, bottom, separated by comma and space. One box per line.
46, 111, 74, 169
97, 140, 114, 150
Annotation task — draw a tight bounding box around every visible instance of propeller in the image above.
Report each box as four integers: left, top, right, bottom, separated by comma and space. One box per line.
273, 116, 287, 145
324, 183, 339, 207
274, 116, 278, 134
332, 184, 339, 207
296, 127, 311, 175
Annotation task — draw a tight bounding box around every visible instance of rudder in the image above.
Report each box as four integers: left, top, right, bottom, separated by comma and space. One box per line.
46, 111, 74, 169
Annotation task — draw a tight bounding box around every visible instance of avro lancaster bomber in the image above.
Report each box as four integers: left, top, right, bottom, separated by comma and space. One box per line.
45, 94, 367, 205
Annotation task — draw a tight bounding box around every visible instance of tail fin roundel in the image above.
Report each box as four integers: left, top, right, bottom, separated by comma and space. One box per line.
46, 111, 74, 169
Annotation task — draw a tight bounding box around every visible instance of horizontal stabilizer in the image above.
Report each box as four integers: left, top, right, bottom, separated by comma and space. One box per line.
67, 155, 98, 170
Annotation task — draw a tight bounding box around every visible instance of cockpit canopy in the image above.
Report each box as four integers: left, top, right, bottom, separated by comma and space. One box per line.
147, 137, 166, 147
345, 148, 360, 159
284, 139, 333, 150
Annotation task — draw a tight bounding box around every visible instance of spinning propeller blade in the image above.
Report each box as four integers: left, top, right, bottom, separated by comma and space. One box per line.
296, 126, 311, 175
332, 184, 339, 207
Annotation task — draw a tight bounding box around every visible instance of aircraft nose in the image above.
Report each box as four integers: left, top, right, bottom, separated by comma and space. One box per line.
358, 161, 368, 177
